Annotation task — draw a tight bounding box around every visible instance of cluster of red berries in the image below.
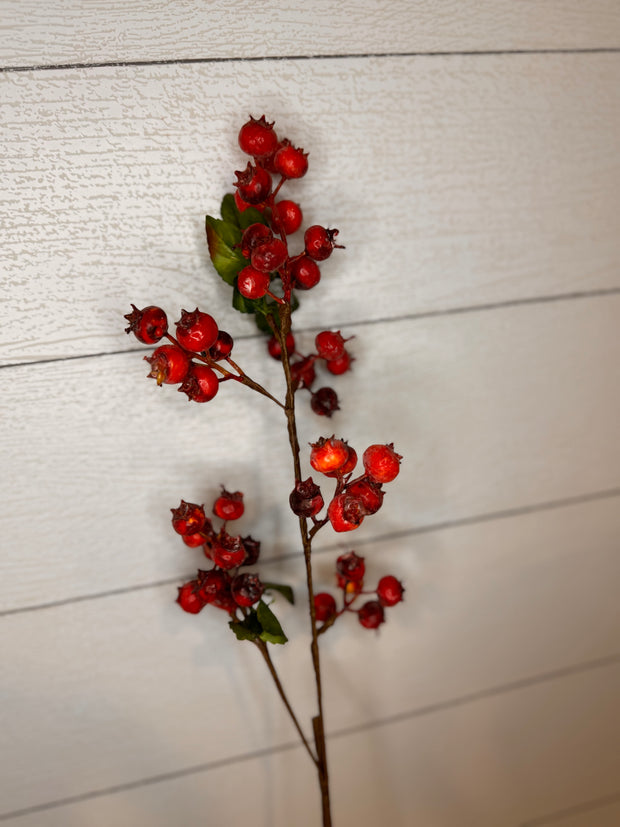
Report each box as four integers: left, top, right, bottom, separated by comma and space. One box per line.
124, 304, 235, 402
289, 439, 402, 532
174, 487, 266, 616
314, 551, 404, 631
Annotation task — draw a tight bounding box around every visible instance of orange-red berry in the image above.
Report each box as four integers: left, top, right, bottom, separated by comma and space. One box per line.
363, 443, 402, 483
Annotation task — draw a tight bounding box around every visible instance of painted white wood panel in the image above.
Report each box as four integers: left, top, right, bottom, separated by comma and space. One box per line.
2, 297, 619, 612
3, 53, 620, 364
1, 1, 620, 68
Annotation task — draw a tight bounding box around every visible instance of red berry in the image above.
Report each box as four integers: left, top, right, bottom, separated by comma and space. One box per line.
178, 363, 220, 403
237, 265, 271, 299
212, 592, 238, 614
346, 478, 383, 515
310, 387, 340, 417
240, 535, 261, 566
209, 330, 234, 361
358, 600, 385, 629
314, 593, 337, 622
238, 115, 278, 158
274, 142, 308, 179
234, 190, 252, 212
309, 436, 350, 475
196, 569, 231, 603
267, 332, 295, 360
176, 581, 206, 614
338, 446, 358, 477
145, 344, 190, 385
272, 199, 303, 235
212, 533, 247, 569
315, 330, 346, 362
240, 223, 273, 260
251, 238, 288, 272
234, 162, 272, 205
182, 531, 207, 548
124, 304, 168, 344
291, 356, 316, 389
327, 493, 365, 532
175, 308, 219, 353
290, 255, 321, 290
338, 576, 363, 597
231, 573, 264, 608
325, 349, 353, 375
377, 575, 405, 607
363, 443, 402, 484
289, 477, 324, 518
213, 488, 245, 521
171, 500, 206, 535
304, 226, 342, 261
336, 551, 365, 583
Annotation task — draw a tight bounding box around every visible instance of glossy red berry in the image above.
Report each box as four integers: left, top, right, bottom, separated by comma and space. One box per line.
234, 162, 272, 205
231, 573, 264, 608
346, 478, 383, 515
338, 446, 358, 477
309, 436, 350, 475
212, 533, 247, 570
290, 255, 321, 290
175, 309, 219, 353
238, 115, 278, 158
314, 593, 337, 622
213, 488, 245, 521
182, 531, 207, 548
336, 551, 365, 583
240, 223, 273, 260
377, 575, 405, 607
179, 363, 220, 403
240, 535, 261, 566
124, 304, 168, 344
304, 225, 342, 261
251, 238, 288, 272
209, 330, 234, 361
196, 569, 231, 603
145, 344, 190, 385
237, 265, 271, 299
327, 492, 365, 532
358, 600, 385, 629
267, 332, 295, 360
310, 387, 340, 417
176, 581, 206, 614
274, 141, 308, 179
326, 349, 353, 375
363, 443, 402, 483
272, 199, 303, 235
289, 477, 324, 518
234, 190, 252, 212
315, 330, 346, 362
171, 500, 206, 535
291, 356, 316, 389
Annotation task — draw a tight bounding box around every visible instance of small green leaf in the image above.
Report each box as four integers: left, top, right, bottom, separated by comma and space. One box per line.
232, 286, 258, 314
263, 582, 295, 605
205, 215, 245, 285
257, 600, 288, 645
238, 205, 269, 230
229, 610, 262, 642
220, 193, 269, 231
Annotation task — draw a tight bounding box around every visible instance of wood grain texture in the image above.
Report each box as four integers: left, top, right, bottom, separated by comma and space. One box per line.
1, 296, 619, 612
2, 53, 620, 364
1, 1, 620, 68
1, 495, 619, 820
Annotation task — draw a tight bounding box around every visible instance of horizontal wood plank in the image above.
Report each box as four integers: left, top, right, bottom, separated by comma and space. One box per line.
2, 53, 620, 364
1, 2, 620, 69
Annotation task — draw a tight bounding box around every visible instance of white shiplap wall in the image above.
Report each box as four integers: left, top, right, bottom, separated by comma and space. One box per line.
1, 4, 619, 826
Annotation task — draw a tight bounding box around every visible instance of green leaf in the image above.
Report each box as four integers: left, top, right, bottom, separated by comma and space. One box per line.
232, 286, 258, 314
205, 215, 245, 285
263, 582, 295, 605
229, 609, 262, 642
220, 193, 269, 231
257, 600, 288, 645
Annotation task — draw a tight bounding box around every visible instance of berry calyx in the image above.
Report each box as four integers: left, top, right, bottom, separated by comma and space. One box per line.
304, 225, 343, 261
145, 345, 190, 385
237, 265, 271, 299
175, 308, 219, 353
240, 223, 273, 260
345, 479, 384, 515
211, 533, 247, 569
309, 436, 350, 476
325, 349, 353, 375
274, 141, 308, 179
336, 551, 365, 583
124, 305, 168, 344
176, 581, 206, 614
178, 363, 220, 403
363, 443, 402, 484
289, 477, 324, 518
251, 238, 288, 273
290, 255, 321, 290
327, 492, 365, 532
171, 500, 206, 535
314, 593, 337, 622
315, 330, 347, 362
234, 162, 272, 205
231, 573, 264, 607
196, 569, 231, 603
213, 488, 245, 521
267, 332, 295, 360
238, 115, 278, 159
376, 575, 405, 607
310, 387, 340, 417
358, 600, 385, 629
272, 199, 303, 235
208, 330, 234, 361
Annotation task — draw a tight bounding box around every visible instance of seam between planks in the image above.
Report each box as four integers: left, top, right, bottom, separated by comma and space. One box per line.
519, 790, 620, 826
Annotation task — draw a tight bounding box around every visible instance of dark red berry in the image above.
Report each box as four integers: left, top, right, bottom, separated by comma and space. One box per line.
251, 238, 288, 272
274, 141, 308, 179
212, 533, 247, 570
314, 593, 337, 622
377, 575, 405, 607
290, 255, 321, 290
291, 356, 316, 389
358, 600, 385, 629
240, 223, 273, 260
363, 443, 402, 484
237, 265, 271, 299
231, 573, 264, 607
234, 190, 252, 212
124, 304, 168, 344
176, 581, 206, 614
315, 330, 346, 362
311, 387, 340, 417
238, 115, 278, 158
327, 493, 365, 532
234, 162, 272, 205
240, 535, 261, 566
272, 200, 303, 235
267, 332, 295, 360
336, 551, 365, 583
145, 345, 190, 385
213, 488, 244, 521
325, 349, 353, 375
196, 569, 231, 603
310, 436, 350, 476
175, 308, 219, 353
289, 477, 324, 518
171, 500, 206, 535
346, 478, 383, 515
209, 330, 234, 361
178, 363, 219, 403
304, 226, 342, 261
212, 592, 237, 614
